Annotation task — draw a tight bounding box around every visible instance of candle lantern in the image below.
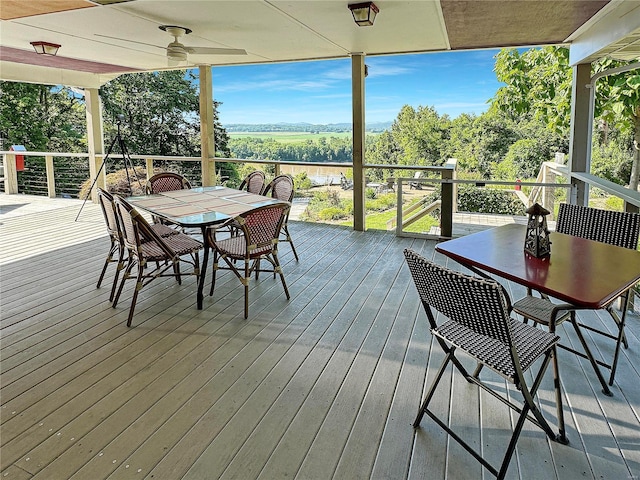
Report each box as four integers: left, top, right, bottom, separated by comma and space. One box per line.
524, 203, 551, 257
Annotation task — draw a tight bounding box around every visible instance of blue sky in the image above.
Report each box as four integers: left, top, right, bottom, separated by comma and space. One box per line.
210, 49, 504, 125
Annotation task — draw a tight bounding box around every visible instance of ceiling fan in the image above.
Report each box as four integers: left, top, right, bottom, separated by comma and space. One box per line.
97, 25, 246, 65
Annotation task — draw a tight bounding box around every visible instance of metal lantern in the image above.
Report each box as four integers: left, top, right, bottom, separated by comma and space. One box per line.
524, 203, 551, 258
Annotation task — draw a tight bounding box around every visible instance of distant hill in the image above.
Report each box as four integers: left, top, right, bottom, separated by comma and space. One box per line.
225, 121, 392, 133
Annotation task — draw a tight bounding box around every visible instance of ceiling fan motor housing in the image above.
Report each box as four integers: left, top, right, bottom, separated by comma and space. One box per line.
166, 41, 188, 61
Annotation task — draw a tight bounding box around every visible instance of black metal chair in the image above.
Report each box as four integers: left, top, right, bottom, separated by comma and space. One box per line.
207, 203, 290, 319
512, 203, 640, 393
262, 174, 298, 261
404, 249, 562, 480
96, 187, 178, 302
112, 195, 202, 327
238, 170, 266, 195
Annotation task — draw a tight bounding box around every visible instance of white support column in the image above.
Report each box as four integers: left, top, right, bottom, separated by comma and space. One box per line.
568, 63, 592, 206
199, 65, 215, 186
85, 88, 104, 202
351, 54, 366, 231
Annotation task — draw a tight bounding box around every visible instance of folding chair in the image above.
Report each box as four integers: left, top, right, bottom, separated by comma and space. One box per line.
96, 187, 178, 301
207, 203, 290, 319
262, 174, 298, 261
112, 196, 202, 327
404, 249, 562, 480
512, 203, 640, 393
238, 170, 266, 195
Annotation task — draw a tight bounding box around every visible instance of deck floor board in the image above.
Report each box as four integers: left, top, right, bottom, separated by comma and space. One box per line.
1, 195, 639, 480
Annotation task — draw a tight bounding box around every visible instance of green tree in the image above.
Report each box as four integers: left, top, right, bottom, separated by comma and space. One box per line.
594, 58, 640, 190
99, 69, 234, 184
491, 47, 640, 188
491, 47, 572, 135
0, 82, 86, 152
390, 105, 450, 166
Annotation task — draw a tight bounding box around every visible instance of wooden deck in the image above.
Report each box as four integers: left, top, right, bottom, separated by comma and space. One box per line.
1, 194, 639, 480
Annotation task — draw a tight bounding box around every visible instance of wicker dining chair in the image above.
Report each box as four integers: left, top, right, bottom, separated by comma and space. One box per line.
512, 203, 640, 392
112, 195, 203, 327
145, 172, 192, 228
207, 203, 290, 319
262, 174, 298, 261
238, 170, 266, 195
145, 171, 192, 194
96, 187, 178, 302
404, 249, 562, 480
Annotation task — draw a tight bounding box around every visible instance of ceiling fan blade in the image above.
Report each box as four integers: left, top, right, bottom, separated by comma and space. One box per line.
188, 47, 247, 56
95, 33, 164, 50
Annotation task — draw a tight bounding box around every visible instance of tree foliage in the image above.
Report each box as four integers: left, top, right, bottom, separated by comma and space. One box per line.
490, 47, 640, 189
0, 82, 86, 152
390, 105, 450, 165
491, 47, 572, 135
99, 70, 231, 158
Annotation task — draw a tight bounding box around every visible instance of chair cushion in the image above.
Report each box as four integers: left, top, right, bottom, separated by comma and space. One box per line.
435, 318, 558, 381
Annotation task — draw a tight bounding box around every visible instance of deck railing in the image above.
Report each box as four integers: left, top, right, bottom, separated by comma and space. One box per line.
3, 150, 640, 240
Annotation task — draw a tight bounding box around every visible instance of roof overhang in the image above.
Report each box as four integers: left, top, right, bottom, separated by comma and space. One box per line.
0, 0, 637, 88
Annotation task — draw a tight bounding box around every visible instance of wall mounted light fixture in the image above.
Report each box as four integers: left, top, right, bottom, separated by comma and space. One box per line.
348, 2, 378, 26
30, 41, 61, 56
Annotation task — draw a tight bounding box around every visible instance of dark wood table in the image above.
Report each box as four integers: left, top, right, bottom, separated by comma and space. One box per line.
127, 186, 282, 309
435, 223, 640, 443
435, 223, 640, 310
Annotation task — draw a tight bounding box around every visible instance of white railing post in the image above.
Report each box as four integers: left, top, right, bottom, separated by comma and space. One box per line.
4, 153, 18, 194
45, 155, 56, 198
395, 177, 403, 235
146, 158, 154, 180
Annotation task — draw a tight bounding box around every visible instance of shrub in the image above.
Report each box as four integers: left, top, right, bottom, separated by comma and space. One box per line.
458, 184, 526, 215
365, 187, 377, 199
423, 184, 525, 216
78, 166, 147, 199
604, 196, 624, 211
293, 172, 313, 191
318, 207, 347, 220
366, 193, 396, 212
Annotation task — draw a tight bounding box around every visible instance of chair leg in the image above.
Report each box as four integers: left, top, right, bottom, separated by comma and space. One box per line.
413, 349, 454, 427
272, 252, 290, 300
244, 258, 250, 319
284, 224, 299, 261
97, 239, 118, 289
112, 257, 136, 308
550, 346, 568, 444
497, 401, 532, 480
126, 262, 145, 327
209, 250, 219, 296
608, 292, 630, 386
109, 246, 126, 303
569, 315, 613, 396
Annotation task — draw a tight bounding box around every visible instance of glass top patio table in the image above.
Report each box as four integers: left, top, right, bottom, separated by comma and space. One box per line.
127, 186, 284, 309
127, 186, 279, 229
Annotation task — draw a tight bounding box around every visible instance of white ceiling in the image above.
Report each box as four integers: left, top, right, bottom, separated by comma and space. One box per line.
0, 0, 638, 88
